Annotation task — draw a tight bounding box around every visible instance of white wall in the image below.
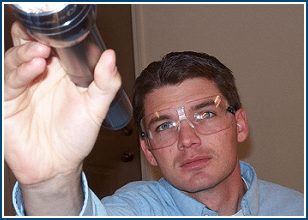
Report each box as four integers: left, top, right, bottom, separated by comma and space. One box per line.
132, 4, 304, 193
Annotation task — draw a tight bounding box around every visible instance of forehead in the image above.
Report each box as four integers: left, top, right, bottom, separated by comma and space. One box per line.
144, 78, 222, 116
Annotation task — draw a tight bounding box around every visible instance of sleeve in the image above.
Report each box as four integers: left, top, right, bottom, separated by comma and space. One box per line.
12, 172, 109, 216
12, 181, 25, 216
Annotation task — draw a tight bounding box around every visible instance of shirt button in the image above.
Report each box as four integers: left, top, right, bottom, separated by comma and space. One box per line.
204, 213, 210, 216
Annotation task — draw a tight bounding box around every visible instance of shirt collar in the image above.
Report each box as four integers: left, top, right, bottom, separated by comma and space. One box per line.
239, 160, 260, 216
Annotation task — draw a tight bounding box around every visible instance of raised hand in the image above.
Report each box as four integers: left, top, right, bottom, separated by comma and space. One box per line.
4, 22, 121, 215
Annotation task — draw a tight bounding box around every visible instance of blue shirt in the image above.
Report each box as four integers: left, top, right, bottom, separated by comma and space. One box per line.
13, 161, 304, 216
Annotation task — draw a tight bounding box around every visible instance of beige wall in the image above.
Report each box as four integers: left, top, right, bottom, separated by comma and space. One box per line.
132, 4, 304, 193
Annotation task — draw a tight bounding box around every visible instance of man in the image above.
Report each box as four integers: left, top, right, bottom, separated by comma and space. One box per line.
4, 22, 304, 216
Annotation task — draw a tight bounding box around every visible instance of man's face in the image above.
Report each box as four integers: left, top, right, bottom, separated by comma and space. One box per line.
140, 78, 248, 194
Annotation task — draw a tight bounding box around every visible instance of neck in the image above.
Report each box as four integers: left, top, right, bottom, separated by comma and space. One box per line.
185, 162, 246, 216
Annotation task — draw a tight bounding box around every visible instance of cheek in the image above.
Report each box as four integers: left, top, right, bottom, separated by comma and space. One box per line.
152, 148, 177, 172
206, 127, 238, 157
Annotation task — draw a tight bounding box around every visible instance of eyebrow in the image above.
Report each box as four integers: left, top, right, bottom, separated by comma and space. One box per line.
192, 100, 216, 111
147, 115, 172, 128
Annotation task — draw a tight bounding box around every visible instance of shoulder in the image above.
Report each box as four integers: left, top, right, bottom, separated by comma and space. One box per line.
258, 180, 304, 216
239, 161, 304, 216
259, 180, 303, 201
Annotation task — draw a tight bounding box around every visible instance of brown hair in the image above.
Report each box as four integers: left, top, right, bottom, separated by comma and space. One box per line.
133, 51, 242, 134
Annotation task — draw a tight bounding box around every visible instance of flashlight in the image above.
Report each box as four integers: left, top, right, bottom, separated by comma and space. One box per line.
10, 4, 133, 130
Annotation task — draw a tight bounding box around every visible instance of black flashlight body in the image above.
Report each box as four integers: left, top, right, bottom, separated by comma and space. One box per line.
10, 4, 133, 130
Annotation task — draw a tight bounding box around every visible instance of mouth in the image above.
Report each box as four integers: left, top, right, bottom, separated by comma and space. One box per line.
180, 156, 212, 171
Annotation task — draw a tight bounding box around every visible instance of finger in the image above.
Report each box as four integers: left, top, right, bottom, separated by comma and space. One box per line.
4, 42, 51, 101
15, 57, 47, 86
4, 57, 47, 101
11, 21, 34, 46
5, 41, 51, 70
93, 49, 122, 93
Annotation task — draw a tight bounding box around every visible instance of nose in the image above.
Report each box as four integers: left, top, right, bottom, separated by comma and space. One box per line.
177, 120, 201, 150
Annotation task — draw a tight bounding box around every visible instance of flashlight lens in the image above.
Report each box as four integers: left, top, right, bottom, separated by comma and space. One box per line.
14, 3, 68, 14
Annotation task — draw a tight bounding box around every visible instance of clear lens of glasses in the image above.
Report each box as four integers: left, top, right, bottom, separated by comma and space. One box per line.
140, 95, 235, 150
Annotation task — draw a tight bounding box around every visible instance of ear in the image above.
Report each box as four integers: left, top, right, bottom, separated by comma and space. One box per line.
235, 108, 249, 143
140, 138, 158, 166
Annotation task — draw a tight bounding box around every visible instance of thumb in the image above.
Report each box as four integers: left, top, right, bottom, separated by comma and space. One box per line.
93, 49, 121, 92
85, 49, 122, 125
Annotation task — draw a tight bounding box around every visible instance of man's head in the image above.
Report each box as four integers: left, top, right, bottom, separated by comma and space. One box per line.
132, 51, 249, 195
133, 51, 242, 135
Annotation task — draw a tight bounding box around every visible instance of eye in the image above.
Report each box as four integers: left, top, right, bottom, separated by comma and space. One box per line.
156, 121, 177, 132
194, 111, 215, 120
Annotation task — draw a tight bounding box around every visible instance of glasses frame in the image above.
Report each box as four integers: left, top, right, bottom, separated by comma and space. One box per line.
140, 95, 236, 150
